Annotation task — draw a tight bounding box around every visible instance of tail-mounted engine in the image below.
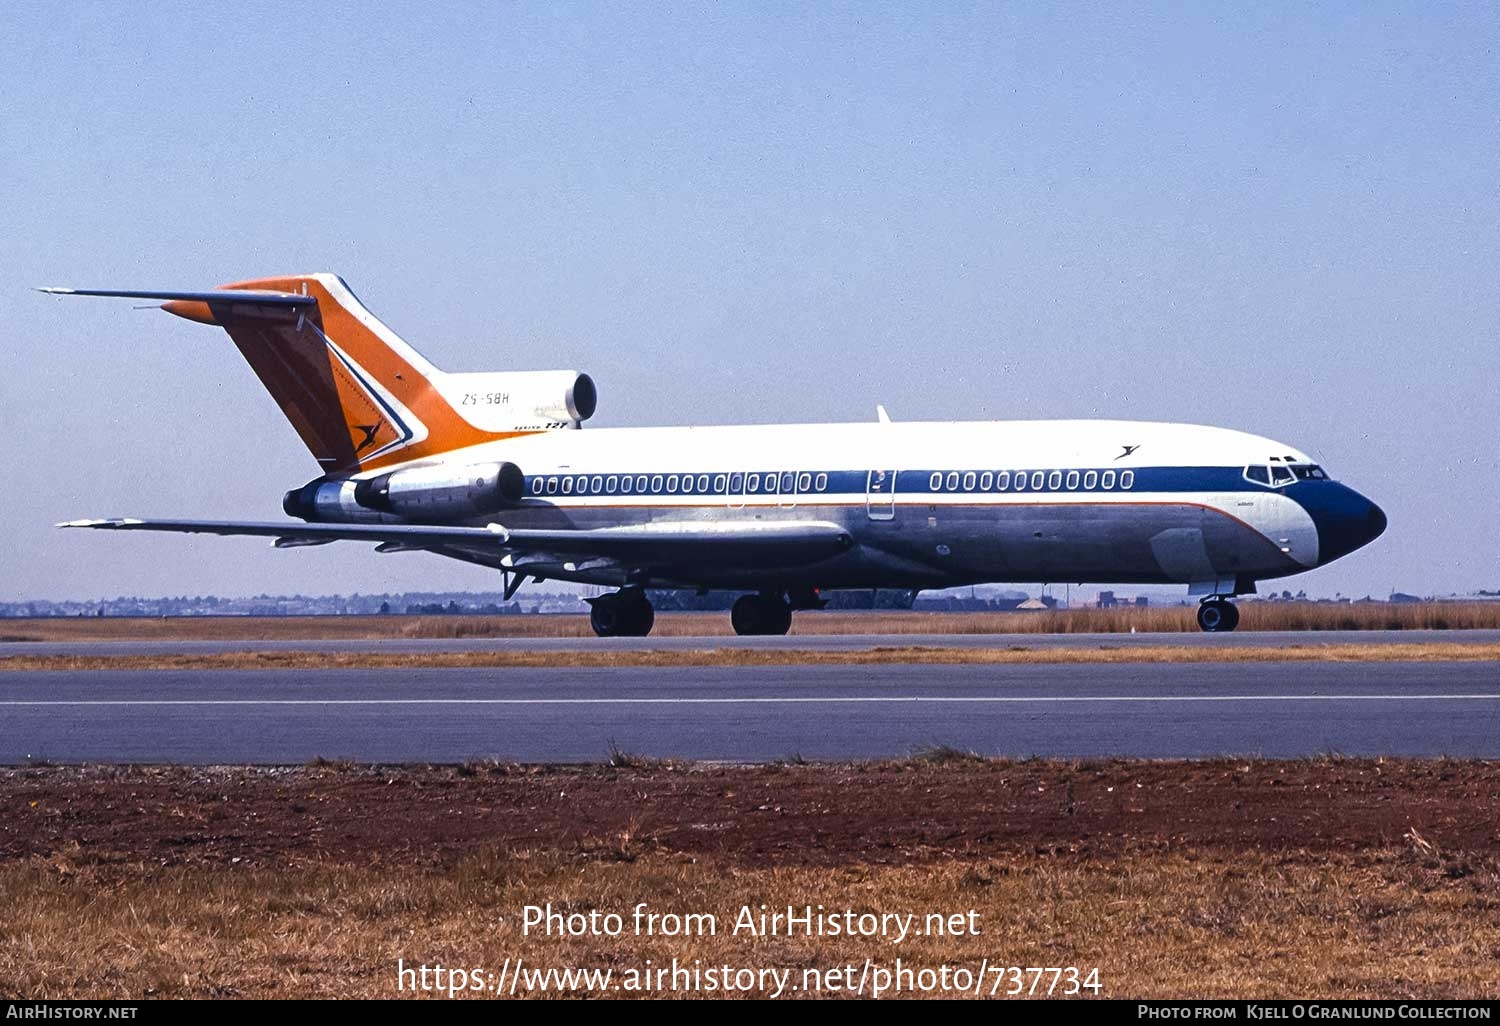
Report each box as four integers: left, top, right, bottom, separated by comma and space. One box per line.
284, 461, 526, 523
433, 370, 597, 430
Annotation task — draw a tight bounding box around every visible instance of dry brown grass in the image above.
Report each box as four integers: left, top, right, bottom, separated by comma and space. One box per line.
4, 641, 1499, 672
3, 847, 1496, 999
6, 759, 1498, 999
5, 602, 1500, 644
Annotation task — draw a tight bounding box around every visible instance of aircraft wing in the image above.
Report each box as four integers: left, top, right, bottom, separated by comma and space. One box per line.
57, 518, 855, 566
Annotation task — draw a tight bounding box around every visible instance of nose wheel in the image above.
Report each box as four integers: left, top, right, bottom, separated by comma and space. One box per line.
588, 589, 656, 637
1196, 598, 1240, 633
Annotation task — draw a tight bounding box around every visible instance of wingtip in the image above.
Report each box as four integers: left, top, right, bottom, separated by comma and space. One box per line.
55, 518, 139, 529
35, 286, 75, 295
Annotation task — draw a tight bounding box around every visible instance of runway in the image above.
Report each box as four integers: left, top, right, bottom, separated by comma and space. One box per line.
8, 628, 1500, 658
5, 660, 1499, 763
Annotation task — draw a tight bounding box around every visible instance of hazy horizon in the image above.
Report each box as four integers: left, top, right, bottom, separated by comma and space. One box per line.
5, 4, 1497, 601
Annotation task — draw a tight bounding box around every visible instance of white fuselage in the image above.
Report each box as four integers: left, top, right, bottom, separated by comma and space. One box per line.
331, 418, 1378, 595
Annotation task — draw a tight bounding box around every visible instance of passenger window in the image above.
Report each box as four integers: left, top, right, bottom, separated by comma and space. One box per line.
1047, 471, 1062, 490
546, 477, 558, 494
747, 473, 760, 493
606, 476, 617, 494
563, 477, 575, 494
621, 476, 633, 494
797, 472, 812, 492
650, 475, 663, 493
929, 472, 942, 491
780, 472, 795, 493
697, 474, 710, 493
980, 472, 993, 490
1066, 470, 1080, 490
1015, 471, 1027, 491
1121, 470, 1135, 489
591, 476, 603, 494
963, 471, 977, 491
714, 474, 727, 493
635, 475, 648, 493
666, 475, 678, 493
1031, 471, 1045, 490
996, 471, 1010, 490
532, 478, 544, 495
815, 472, 828, 491
1084, 470, 1098, 489
945, 471, 959, 491
1101, 470, 1116, 489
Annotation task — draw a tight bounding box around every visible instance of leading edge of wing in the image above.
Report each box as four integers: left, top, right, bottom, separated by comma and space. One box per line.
56, 518, 856, 563
56, 518, 506, 547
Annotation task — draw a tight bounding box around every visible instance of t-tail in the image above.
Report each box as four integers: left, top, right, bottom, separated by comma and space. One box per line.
37, 273, 596, 473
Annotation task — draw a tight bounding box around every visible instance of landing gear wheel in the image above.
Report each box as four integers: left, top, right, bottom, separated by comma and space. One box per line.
731, 594, 793, 636
618, 592, 655, 637
1197, 598, 1238, 633
589, 594, 623, 637
589, 591, 655, 637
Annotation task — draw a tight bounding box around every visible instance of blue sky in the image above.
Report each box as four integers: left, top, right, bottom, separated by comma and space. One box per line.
3, 3, 1497, 600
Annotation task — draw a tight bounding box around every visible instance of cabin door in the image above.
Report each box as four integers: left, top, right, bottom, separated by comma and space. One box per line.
866, 469, 897, 521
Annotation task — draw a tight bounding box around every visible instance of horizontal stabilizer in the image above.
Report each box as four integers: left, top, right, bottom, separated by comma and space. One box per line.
35, 286, 314, 307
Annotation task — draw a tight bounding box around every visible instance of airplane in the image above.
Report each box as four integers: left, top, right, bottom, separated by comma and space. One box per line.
39, 274, 1386, 635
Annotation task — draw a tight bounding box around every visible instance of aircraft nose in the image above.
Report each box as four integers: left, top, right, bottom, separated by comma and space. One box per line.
1306, 484, 1387, 565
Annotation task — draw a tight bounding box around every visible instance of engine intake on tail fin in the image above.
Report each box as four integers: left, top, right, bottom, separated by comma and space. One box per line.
433, 370, 597, 429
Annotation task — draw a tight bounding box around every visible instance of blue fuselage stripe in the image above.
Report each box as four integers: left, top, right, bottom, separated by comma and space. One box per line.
520, 466, 1278, 501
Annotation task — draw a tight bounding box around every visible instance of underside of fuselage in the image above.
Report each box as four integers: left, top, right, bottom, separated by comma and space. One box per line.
426, 489, 1322, 594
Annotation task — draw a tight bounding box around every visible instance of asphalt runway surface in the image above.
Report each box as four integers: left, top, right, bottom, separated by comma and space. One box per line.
7, 628, 1500, 658
4, 660, 1499, 763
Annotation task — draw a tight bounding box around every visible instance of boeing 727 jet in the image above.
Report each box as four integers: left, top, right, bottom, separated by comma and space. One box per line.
41, 274, 1386, 635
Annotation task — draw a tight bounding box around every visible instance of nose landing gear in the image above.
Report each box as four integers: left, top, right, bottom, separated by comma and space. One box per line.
588, 589, 656, 637
1196, 598, 1240, 633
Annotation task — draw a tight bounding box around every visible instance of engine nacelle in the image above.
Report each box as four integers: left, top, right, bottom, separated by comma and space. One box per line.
433, 370, 597, 430
284, 462, 525, 523
282, 479, 388, 523
354, 461, 525, 521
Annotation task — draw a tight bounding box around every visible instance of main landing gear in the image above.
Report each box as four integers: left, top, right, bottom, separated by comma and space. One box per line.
730, 593, 793, 636
1196, 597, 1240, 633
586, 588, 810, 638
587, 589, 655, 637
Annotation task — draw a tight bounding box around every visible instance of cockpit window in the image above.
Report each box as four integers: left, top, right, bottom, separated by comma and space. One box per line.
1245, 463, 1321, 488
